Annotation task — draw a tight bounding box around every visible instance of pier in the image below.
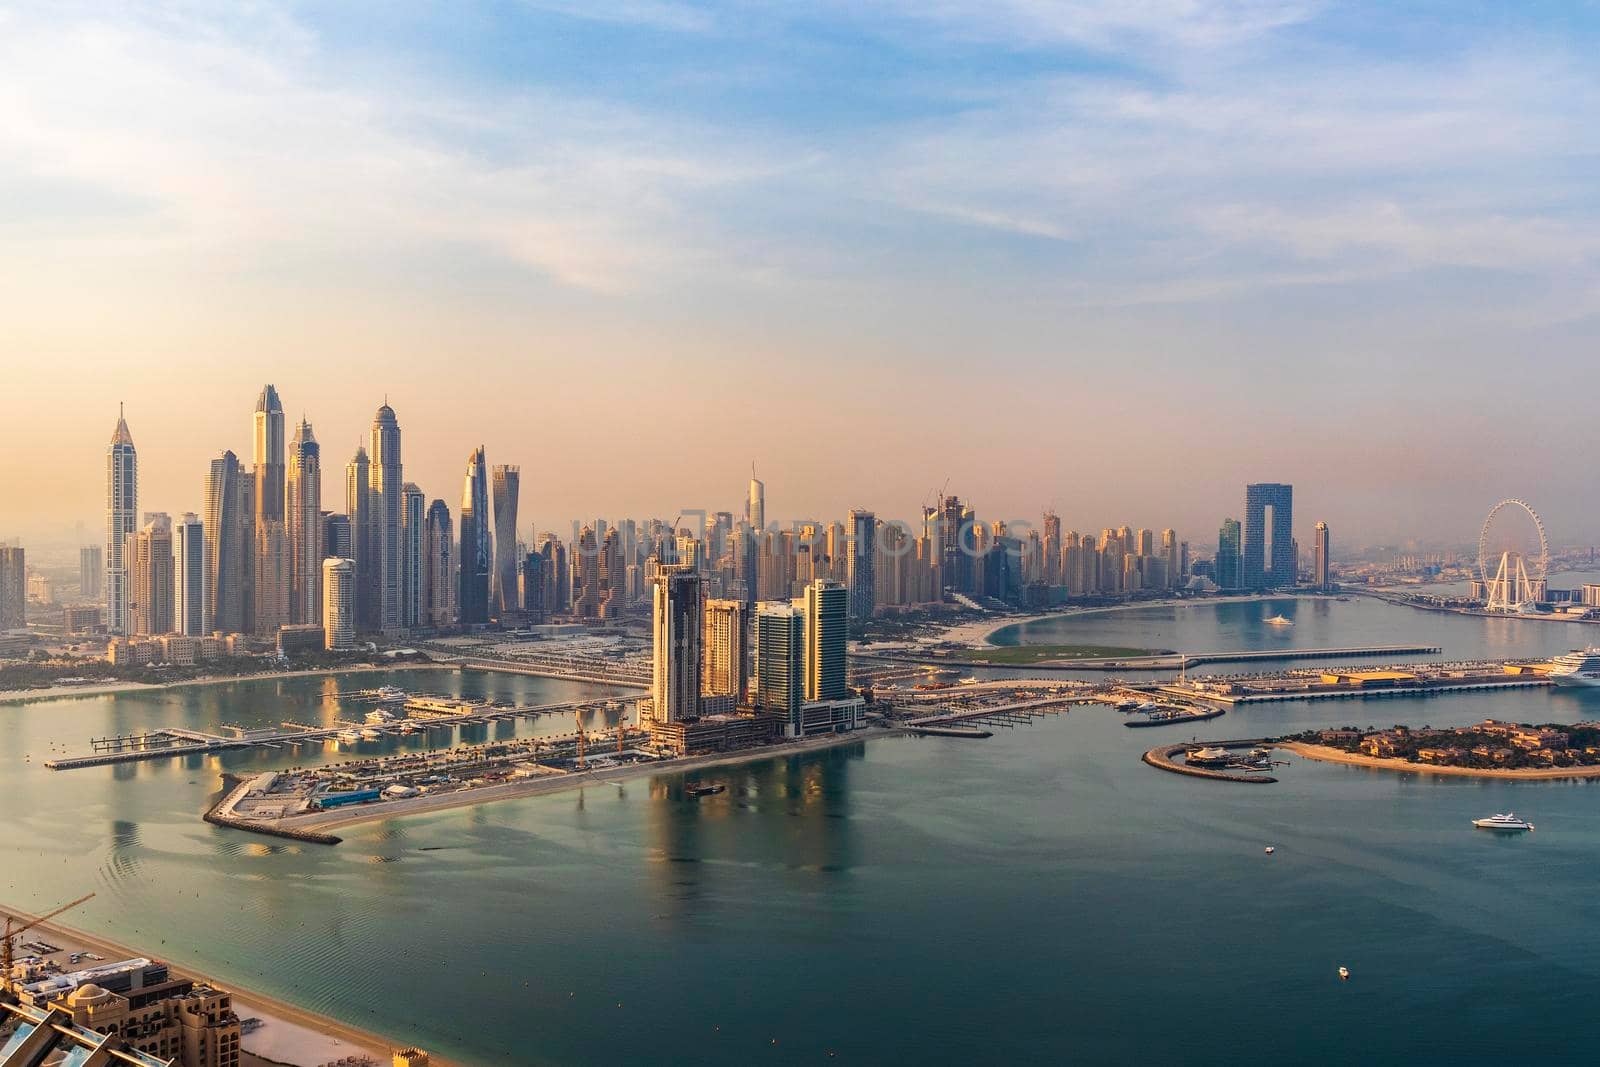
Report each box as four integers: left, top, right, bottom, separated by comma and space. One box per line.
859, 643, 1442, 672
45, 695, 634, 770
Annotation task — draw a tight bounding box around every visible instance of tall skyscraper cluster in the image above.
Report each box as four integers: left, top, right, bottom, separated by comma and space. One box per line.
1213, 484, 1328, 591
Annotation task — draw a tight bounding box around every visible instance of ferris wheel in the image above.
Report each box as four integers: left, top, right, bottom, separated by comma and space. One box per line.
1477, 499, 1549, 612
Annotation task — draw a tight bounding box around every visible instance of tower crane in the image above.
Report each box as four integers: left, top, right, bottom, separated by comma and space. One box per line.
3, 893, 95, 993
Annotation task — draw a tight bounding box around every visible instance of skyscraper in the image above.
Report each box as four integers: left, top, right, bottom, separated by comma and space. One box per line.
1161, 529, 1179, 591
401, 483, 426, 629
572, 525, 600, 619
126, 514, 174, 637
802, 578, 848, 702
106, 406, 138, 634
345, 446, 372, 629
753, 602, 804, 717
457, 447, 491, 625
491, 465, 521, 620
286, 418, 322, 625
1216, 519, 1241, 590
649, 565, 705, 724
1243, 483, 1294, 590
321, 557, 356, 650
253, 385, 287, 635
370, 404, 403, 632
174, 513, 206, 636
747, 470, 765, 532
79, 545, 102, 601
0, 545, 24, 630
704, 598, 748, 704
425, 500, 455, 629
846, 509, 876, 622
599, 528, 625, 619
1313, 521, 1331, 592
323, 512, 352, 561
204, 451, 250, 634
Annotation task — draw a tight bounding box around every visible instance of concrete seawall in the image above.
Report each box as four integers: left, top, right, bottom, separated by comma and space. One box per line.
1142, 739, 1278, 784
204, 773, 342, 845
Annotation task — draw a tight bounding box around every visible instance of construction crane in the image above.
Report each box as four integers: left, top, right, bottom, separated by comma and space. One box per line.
3, 893, 95, 993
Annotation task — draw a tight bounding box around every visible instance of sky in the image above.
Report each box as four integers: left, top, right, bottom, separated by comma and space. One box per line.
2, 0, 1599, 549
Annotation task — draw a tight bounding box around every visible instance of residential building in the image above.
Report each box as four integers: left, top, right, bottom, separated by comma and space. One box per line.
704, 598, 748, 704
457, 446, 491, 624
1313, 520, 1331, 591
491, 464, 521, 620
174, 513, 205, 636
252, 385, 287, 635
204, 451, 250, 635
647, 565, 704, 724
425, 500, 455, 628
285, 417, 322, 625
1243, 482, 1294, 589
370, 404, 404, 632
401, 483, 426, 629
846, 508, 876, 621
106, 405, 139, 633
0, 545, 23, 631
322, 557, 356, 650
1216, 518, 1241, 590
79, 544, 103, 599
345, 445, 371, 628
753, 602, 804, 718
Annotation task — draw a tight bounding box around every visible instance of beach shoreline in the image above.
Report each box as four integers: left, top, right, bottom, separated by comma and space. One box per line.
1278, 741, 1600, 780
929, 592, 1321, 649
253, 726, 900, 836
0, 907, 449, 1067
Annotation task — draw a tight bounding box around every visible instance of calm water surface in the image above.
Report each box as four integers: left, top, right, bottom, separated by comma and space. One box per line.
6, 604, 1600, 1064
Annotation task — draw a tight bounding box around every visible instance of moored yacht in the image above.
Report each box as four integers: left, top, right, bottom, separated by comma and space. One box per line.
1547, 648, 1600, 688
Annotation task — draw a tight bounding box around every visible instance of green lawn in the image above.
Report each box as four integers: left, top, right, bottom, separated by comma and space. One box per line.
951, 644, 1161, 664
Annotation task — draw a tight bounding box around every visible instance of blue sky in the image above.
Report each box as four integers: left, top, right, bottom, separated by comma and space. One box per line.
2, 0, 1599, 545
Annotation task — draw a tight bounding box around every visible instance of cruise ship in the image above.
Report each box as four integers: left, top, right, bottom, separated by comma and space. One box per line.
1547, 648, 1600, 687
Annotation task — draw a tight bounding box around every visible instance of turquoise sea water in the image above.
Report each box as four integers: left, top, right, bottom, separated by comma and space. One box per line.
6, 604, 1600, 1064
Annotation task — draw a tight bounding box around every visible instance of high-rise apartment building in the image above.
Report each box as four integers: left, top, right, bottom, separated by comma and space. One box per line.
802, 579, 848, 702
1161, 528, 1179, 591
175, 513, 206, 636
370, 404, 403, 631
323, 512, 352, 561
648, 565, 704, 724
457, 447, 491, 625
252, 385, 286, 635
126, 513, 174, 637
1312, 521, 1331, 592
1243, 483, 1294, 589
520, 552, 545, 624
423, 500, 454, 629
703, 598, 748, 704
491, 465, 520, 620
1216, 518, 1242, 589
79, 545, 102, 600
204, 450, 250, 634
401, 483, 426, 629
753, 602, 804, 717
106, 406, 138, 634
321, 557, 356, 650
599, 528, 626, 618
345, 446, 372, 628
846, 509, 876, 621
286, 418, 322, 625
0, 545, 24, 630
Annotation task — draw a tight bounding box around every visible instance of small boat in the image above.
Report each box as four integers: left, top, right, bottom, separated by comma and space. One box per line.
958, 677, 980, 685
686, 783, 726, 798
360, 727, 383, 740
336, 729, 362, 744
1338, 966, 1350, 980
1264, 846, 1276, 855
1472, 813, 1533, 832
1265, 614, 1294, 627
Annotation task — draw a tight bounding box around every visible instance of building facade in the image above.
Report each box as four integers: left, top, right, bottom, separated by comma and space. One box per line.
457, 447, 491, 624
0, 545, 24, 631
491, 464, 520, 620
1242, 482, 1294, 589
204, 451, 250, 634
175, 513, 206, 636
285, 417, 322, 626
322, 557, 356, 650
648, 565, 705, 724
106, 406, 139, 634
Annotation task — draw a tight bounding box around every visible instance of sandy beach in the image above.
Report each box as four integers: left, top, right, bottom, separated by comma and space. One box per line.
269, 726, 897, 835
0, 907, 444, 1067
0, 662, 436, 705
1278, 741, 1600, 780
933, 593, 1309, 648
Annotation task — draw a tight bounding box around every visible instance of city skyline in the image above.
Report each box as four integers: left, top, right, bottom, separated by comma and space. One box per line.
5, 2, 1600, 546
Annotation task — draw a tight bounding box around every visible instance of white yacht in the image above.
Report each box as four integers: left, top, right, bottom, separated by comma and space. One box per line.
1264, 614, 1294, 627
1472, 813, 1533, 832
1547, 648, 1600, 687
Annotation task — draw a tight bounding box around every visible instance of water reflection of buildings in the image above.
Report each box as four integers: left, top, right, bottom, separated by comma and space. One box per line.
643, 744, 865, 919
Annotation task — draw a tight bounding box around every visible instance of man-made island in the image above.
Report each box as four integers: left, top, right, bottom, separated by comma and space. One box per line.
1281, 719, 1600, 779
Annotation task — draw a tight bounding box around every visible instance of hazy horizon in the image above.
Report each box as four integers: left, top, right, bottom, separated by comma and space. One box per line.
4, 2, 1598, 547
